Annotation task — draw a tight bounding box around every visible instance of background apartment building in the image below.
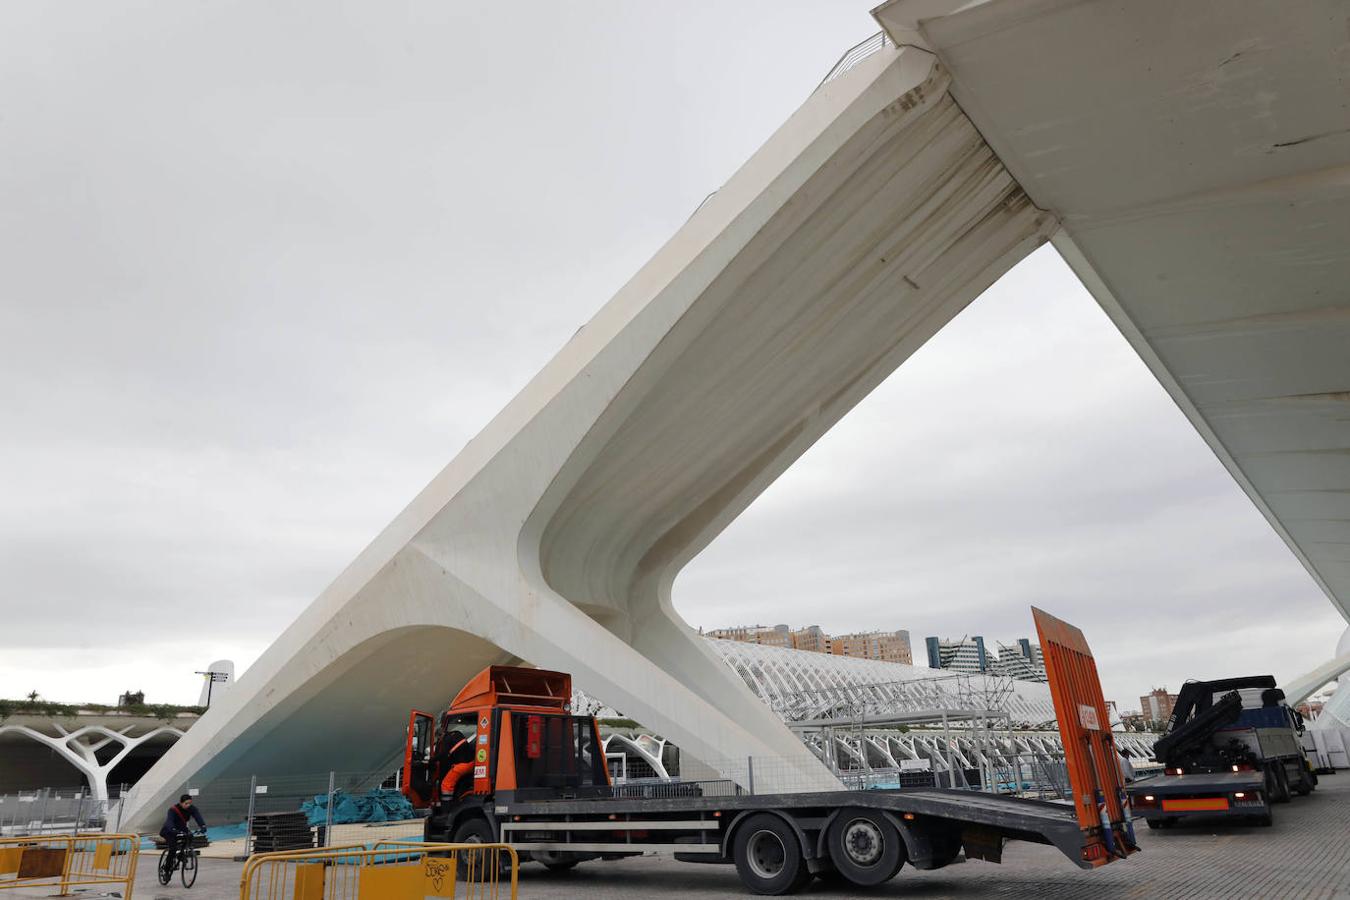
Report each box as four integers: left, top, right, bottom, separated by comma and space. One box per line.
1140, 687, 1179, 726
704, 624, 911, 664
924, 635, 1048, 683
830, 630, 913, 664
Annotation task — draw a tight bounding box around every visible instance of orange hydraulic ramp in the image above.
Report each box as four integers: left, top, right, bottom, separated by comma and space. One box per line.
1033, 606, 1139, 867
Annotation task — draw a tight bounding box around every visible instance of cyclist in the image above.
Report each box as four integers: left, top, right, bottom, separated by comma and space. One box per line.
160, 794, 206, 871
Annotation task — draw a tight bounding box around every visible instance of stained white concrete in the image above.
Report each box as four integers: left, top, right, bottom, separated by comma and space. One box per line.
122, 44, 1051, 830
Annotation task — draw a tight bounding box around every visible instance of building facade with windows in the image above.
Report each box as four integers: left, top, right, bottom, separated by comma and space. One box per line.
1140, 688, 1179, 726
704, 624, 912, 663
830, 630, 912, 664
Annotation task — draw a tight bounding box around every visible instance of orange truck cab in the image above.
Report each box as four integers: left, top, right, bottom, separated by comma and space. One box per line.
402, 665, 610, 849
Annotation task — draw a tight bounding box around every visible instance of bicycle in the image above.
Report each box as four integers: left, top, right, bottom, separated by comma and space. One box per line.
158, 830, 203, 887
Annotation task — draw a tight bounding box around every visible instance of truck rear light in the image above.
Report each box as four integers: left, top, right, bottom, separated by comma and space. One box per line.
1143, 795, 1155, 802
1231, 765, 1239, 772
1168, 768, 1184, 775
1234, 792, 1245, 799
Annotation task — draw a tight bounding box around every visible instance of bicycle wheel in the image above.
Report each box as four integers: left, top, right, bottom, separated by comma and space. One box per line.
180, 850, 198, 888
157, 849, 173, 885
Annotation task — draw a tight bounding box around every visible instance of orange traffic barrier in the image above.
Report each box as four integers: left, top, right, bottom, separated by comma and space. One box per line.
240, 839, 517, 900
0, 832, 139, 898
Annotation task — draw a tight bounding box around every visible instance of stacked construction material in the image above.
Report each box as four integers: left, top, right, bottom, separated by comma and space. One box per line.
249, 811, 314, 853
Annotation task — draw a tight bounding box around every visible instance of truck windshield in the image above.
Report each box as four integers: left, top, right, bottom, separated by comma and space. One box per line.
513, 714, 607, 789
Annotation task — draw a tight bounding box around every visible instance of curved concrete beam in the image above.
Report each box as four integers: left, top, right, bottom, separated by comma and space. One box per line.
1285, 626, 1350, 707
122, 44, 1052, 831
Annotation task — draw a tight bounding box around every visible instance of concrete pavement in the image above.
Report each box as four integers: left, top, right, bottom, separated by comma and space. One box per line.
24, 770, 1340, 899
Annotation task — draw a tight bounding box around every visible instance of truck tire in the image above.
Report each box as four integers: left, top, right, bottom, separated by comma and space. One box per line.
451, 817, 510, 881
825, 809, 905, 887
1270, 764, 1292, 804
731, 813, 810, 896
1292, 763, 1313, 796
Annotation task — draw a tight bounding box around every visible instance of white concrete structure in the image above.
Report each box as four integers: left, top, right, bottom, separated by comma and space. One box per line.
124, 0, 1350, 829
0, 719, 186, 803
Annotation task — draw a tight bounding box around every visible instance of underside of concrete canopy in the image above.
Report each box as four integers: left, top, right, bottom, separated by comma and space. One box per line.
875, 0, 1350, 621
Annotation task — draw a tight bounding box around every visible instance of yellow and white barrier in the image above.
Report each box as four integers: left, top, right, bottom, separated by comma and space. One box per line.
240, 840, 517, 900
0, 832, 139, 898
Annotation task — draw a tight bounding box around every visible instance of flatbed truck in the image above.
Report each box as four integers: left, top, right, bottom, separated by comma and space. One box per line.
401, 608, 1137, 894
1127, 676, 1317, 829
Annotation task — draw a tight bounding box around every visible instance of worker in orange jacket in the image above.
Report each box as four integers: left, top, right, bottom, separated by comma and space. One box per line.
438, 728, 476, 800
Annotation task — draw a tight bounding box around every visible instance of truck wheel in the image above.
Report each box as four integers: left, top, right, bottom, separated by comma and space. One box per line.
732, 813, 810, 896
1271, 764, 1292, 804
1254, 812, 1273, 827
825, 809, 905, 887
451, 817, 509, 881
926, 830, 963, 869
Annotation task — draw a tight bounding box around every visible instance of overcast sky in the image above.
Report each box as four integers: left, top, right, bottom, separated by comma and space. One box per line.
1, 1, 1343, 713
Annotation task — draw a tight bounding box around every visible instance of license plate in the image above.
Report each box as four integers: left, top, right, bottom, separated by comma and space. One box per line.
1161, 797, 1229, 812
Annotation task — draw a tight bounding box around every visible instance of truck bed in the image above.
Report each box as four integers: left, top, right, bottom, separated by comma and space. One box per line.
1126, 771, 1267, 822
1127, 771, 1262, 796
495, 787, 1090, 868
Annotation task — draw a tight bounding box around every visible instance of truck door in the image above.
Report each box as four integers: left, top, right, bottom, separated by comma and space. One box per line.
402, 710, 435, 808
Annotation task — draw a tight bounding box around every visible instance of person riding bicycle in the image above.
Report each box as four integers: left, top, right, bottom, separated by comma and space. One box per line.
160, 794, 206, 870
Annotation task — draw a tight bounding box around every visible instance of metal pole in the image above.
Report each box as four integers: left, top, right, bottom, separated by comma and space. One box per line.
324, 772, 335, 848
941, 713, 955, 788
244, 776, 258, 858
746, 757, 755, 796
72, 788, 85, 835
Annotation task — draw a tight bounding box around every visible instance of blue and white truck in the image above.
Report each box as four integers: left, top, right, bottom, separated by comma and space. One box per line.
1127, 676, 1316, 829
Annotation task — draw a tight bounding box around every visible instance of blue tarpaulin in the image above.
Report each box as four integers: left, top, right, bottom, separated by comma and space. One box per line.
300, 788, 414, 825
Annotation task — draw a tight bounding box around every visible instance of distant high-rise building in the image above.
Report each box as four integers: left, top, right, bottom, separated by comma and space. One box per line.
790, 625, 832, 654
830, 630, 912, 664
705, 624, 792, 648
924, 635, 1046, 682
924, 636, 988, 674
989, 641, 1047, 683
704, 624, 911, 662
1140, 688, 1178, 726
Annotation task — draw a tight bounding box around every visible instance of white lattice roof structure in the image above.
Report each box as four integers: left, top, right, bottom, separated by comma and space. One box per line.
705, 638, 1059, 727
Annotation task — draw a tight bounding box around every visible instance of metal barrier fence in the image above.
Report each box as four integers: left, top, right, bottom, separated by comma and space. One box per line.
0, 790, 124, 837
0, 832, 138, 897
132, 769, 421, 857
240, 841, 517, 900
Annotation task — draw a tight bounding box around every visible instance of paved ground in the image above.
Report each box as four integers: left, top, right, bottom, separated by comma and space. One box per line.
16, 773, 1350, 898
